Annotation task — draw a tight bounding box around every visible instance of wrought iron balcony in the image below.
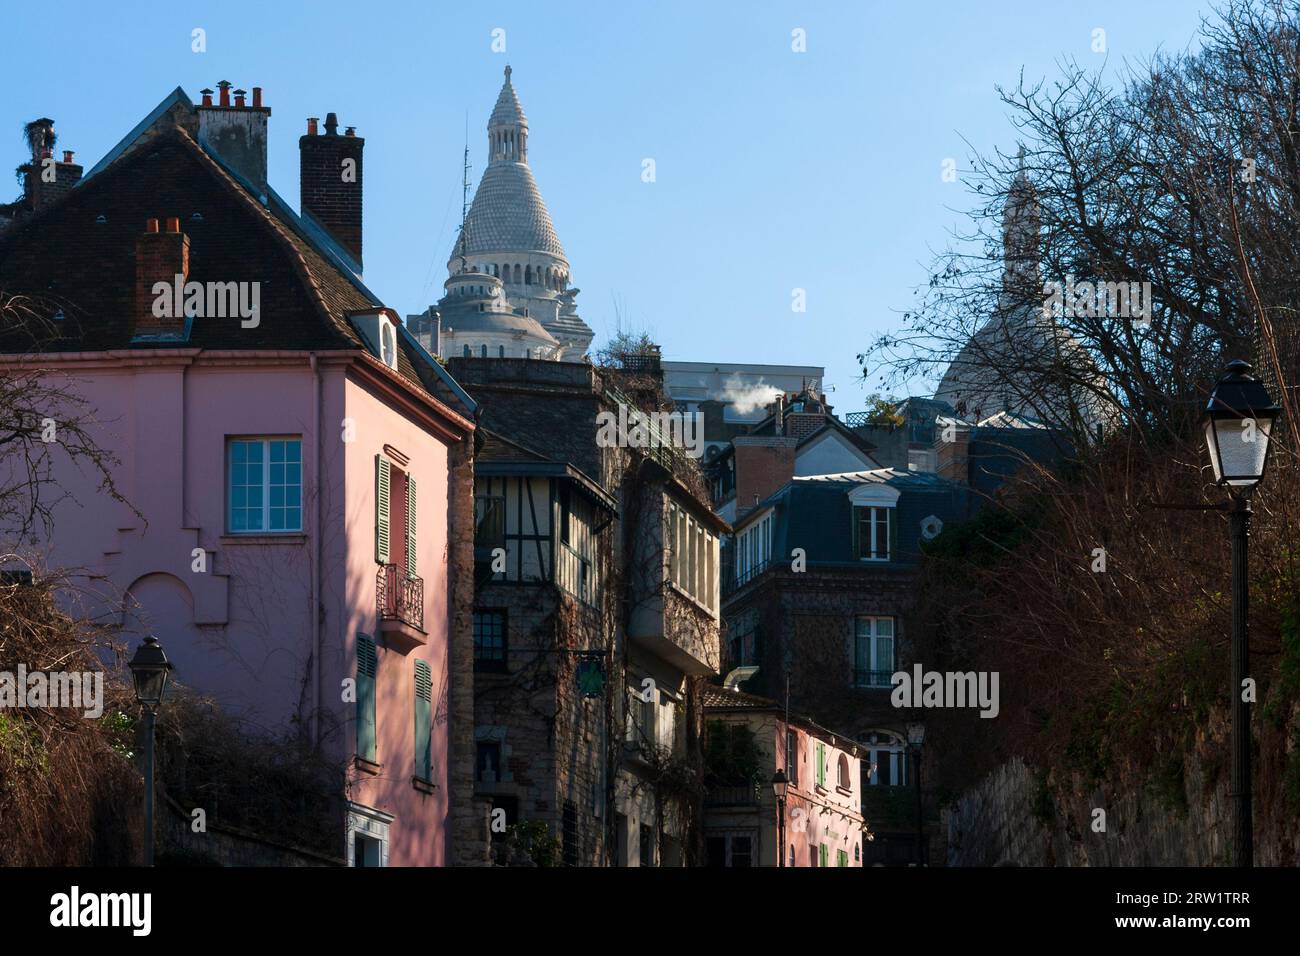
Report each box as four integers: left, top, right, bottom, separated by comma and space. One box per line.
704, 782, 761, 807
378, 564, 424, 633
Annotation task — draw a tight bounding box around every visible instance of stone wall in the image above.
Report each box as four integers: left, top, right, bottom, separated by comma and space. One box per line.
944, 715, 1300, 866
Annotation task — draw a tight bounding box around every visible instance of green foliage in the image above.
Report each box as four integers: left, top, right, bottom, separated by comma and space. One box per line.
862, 393, 904, 427
704, 720, 764, 786
504, 819, 562, 867
1263, 582, 1300, 728
0, 713, 49, 773
1147, 751, 1189, 816
102, 710, 135, 760
1283, 729, 1300, 813
920, 501, 1036, 564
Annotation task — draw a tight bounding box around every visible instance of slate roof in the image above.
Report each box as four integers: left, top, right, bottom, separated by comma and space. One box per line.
0, 88, 474, 418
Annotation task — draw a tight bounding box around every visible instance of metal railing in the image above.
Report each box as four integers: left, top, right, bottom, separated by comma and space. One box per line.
705, 783, 760, 807
377, 564, 424, 631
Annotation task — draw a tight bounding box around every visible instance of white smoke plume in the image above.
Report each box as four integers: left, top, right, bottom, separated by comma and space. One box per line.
721, 375, 783, 415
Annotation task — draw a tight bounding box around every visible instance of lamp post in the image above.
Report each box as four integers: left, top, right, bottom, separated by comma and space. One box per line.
906, 721, 926, 866
128, 636, 173, 867
1203, 359, 1279, 868
772, 768, 789, 868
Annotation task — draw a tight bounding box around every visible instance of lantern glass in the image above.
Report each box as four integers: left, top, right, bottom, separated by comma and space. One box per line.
1205, 415, 1274, 487
906, 721, 926, 747
772, 768, 789, 801
128, 636, 173, 710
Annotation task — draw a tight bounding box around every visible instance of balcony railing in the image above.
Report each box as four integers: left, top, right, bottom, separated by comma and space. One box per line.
377, 564, 424, 631
853, 669, 895, 689
722, 558, 770, 599
705, 782, 760, 807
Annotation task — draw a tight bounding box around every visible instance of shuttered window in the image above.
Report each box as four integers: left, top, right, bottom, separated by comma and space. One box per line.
815, 741, 826, 788
375, 455, 391, 564
414, 659, 432, 781
405, 476, 418, 577
357, 635, 378, 761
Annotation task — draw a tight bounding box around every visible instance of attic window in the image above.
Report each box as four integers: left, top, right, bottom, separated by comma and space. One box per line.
380, 320, 397, 370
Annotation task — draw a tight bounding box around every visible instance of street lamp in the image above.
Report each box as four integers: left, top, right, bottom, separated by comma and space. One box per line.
1203, 359, 1279, 868
772, 768, 789, 868
128, 636, 173, 867
906, 721, 926, 866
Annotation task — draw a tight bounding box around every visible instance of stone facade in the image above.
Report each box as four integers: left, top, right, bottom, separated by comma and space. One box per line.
945, 713, 1300, 867
450, 358, 722, 865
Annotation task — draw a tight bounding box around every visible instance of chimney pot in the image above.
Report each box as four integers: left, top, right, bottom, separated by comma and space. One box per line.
62, 150, 74, 164
165, 216, 181, 234
146, 218, 160, 234
200, 88, 214, 107
307, 117, 318, 135
345, 126, 356, 137
324, 112, 338, 135
234, 89, 247, 108
217, 80, 231, 107
252, 87, 263, 108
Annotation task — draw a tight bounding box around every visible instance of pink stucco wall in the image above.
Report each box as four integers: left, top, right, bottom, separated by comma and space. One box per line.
9, 349, 464, 866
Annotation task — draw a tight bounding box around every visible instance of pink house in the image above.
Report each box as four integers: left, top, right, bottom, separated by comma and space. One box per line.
0, 86, 476, 865
703, 686, 867, 866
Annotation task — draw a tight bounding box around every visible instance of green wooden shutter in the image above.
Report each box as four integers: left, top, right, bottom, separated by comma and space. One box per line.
375, 455, 391, 564
405, 476, 418, 577
819, 844, 828, 867
357, 635, 377, 761
837, 849, 848, 867
816, 742, 826, 787
414, 659, 432, 781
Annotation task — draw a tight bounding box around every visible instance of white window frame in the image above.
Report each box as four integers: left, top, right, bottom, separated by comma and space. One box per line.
854, 616, 895, 688
856, 505, 892, 561
859, 730, 907, 787
668, 498, 718, 616
346, 803, 392, 867
227, 436, 303, 534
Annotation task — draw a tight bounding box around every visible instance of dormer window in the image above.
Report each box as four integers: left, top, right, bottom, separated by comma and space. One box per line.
350, 311, 400, 371
848, 483, 900, 563
380, 320, 397, 370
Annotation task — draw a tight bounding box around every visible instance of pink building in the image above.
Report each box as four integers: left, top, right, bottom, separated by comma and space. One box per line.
0, 86, 476, 865
703, 686, 867, 866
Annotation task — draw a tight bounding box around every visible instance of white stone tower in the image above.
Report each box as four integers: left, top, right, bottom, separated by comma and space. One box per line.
443, 65, 593, 360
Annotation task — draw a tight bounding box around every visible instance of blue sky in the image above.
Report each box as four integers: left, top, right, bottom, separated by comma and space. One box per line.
3, 1, 1213, 408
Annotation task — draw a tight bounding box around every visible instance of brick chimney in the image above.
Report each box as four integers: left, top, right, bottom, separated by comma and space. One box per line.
18, 119, 83, 213
733, 436, 797, 520
134, 217, 191, 340
197, 81, 272, 194
935, 418, 971, 485
299, 111, 364, 267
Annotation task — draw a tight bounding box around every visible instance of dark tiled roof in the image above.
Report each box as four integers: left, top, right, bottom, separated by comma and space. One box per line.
0, 96, 473, 419
703, 685, 867, 756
